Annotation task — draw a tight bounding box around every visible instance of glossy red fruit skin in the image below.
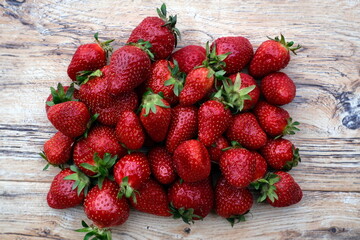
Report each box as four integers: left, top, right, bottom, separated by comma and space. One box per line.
108, 45, 151, 95
249, 40, 290, 78
170, 45, 206, 74
168, 178, 214, 219
198, 100, 232, 147
268, 171, 302, 207
43, 132, 73, 165
260, 138, 295, 170
179, 67, 214, 106
251, 151, 268, 181
47, 168, 84, 209
215, 177, 253, 218
116, 111, 145, 150
207, 136, 230, 163
212, 36, 253, 74
261, 72, 296, 105
220, 148, 255, 188
228, 73, 260, 111
84, 179, 130, 228
148, 147, 177, 185
166, 106, 198, 153
47, 101, 90, 138
113, 153, 151, 190
127, 17, 175, 60
67, 43, 107, 81
253, 101, 290, 137
45, 86, 79, 112
130, 178, 171, 216
173, 140, 211, 183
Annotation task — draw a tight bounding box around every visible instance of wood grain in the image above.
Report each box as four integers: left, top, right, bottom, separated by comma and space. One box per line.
0, 0, 359, 239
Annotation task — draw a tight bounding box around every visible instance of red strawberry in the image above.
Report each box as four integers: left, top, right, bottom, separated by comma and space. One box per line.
261, 72, 296, 105
127, 4, 179, 60
47, 167, 89, 209
168, 178, 214, 223
249, 34, 301, 78
260, 138, 300, 171
173, 140, 211, 182
198, 100, 231, 147
115, 111, 145, 150
140, 92, 171, 142
251, 151, 268, 182
45, 85, 79, 112
113, 153, 151, 201
207, 136, 230, 163
211, 36, 253, 74
166, 106, 198, 153
130, 178, 171, 217
148, 147, 177, 185
170, 45, 206, 74
226, 113, 267, 150
253, 101, 300, 137
40, 131, 73, 168
215, 177, 253, 226
220, 148, 255, 188
67, 33, 113, 81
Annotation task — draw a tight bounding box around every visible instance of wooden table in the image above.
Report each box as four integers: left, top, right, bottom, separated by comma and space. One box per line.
1, 0, 359, 239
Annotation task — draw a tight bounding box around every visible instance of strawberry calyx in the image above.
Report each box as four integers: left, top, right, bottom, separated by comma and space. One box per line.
76, 220, 112, 240
79, 113, 100, 139
164, 59, 185, 96
283, 146, 301, 171
46, 83, 78, 106
39, 151, 66, 171
201, 41, 230, 72
127, 39, 155, 61
76, 69, 103, 85
156, 3, 181, 46
276, 118, 300, 138
252, 172, 280, 203
140, 90, 170, 116
118, 176, 139, 203
64, 165, 91, 196
226, 210, 250, 227
94, 32, 115, 59
221, 141, 243, 151
169, 202, 202, 224
267, 34, 302, 55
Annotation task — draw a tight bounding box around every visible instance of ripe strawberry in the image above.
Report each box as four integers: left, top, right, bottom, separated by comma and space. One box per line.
261, 72, 296, 105
251, 151, 268, 182
249, 34, 301, 78
207, 136, 230, 163
198, 100, 231, 147
67, 33, 113, 81
166, 106, 198, 153
130, 178, 171, 217
211, 36, 253, 74
148, 147, 177, 185
127, 4, 180, 60
168, 178, 214, 223
113, 153, 151, 201
220, 148, 255, 188
260, 138, 300, 171
215, 177, 253, 226
256, 171, 302, 207
170, 45, 206, 74
173, 140, 211, 182
47, 83, 90, 138
253, 101, 300, 137
45, 85, 79, 112
139, 91, 171, 142
115, 111, 145, 150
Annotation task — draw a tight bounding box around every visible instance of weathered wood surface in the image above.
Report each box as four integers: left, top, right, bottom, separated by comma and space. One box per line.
0, 0, 359, 239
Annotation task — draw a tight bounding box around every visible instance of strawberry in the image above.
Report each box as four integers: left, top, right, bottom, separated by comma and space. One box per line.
215, 177, 253, 226
45, 85, 79, 112
253, 101, 300, 137
140, 91, 171, 142
166, 106, 198, 153
251, 151, 268, 182
211, 36, 253, 74
168, 178, 214, 223
47, 83, 91, 138
130, 178, 171, 217
173, 140, 211, 182
256, 171, 302, 207
127, 3, 180, 60
148, 147, 177, 185
115, 111, 145, 150
207, 136, 230, 163
220, 148, 255, 188
260, 138, 300, 171
198, 100, 232, 147
226, 112, 267, 150
261, 72, 296, 105
67, 33, 113, 81
170, 45, 206, 74
113, 153, 151, 201
249, 34, 301, 78
47, 166, 89, 209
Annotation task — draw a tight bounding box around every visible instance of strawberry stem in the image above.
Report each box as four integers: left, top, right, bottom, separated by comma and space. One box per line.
46, 83, 78, 106
140, 90, 169, 116
76, 69, 103, 85
226, 211, 250, 227
156, 3, 180, 46
127, 39, 155, 61
164, 59, 185, 96
267, 34, 302, 55
76, 220, 112, 240
169, 202, 202, 224
64, 165, 91, 196
253, 173, 280, 203
117, 176, 139, 203
94, 32, 114, 60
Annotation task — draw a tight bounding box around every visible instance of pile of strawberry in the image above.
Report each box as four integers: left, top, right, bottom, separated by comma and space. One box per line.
41, 4, 303, 239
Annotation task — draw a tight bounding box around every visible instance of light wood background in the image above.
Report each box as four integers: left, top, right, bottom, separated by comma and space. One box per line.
1, 0, 359, 239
